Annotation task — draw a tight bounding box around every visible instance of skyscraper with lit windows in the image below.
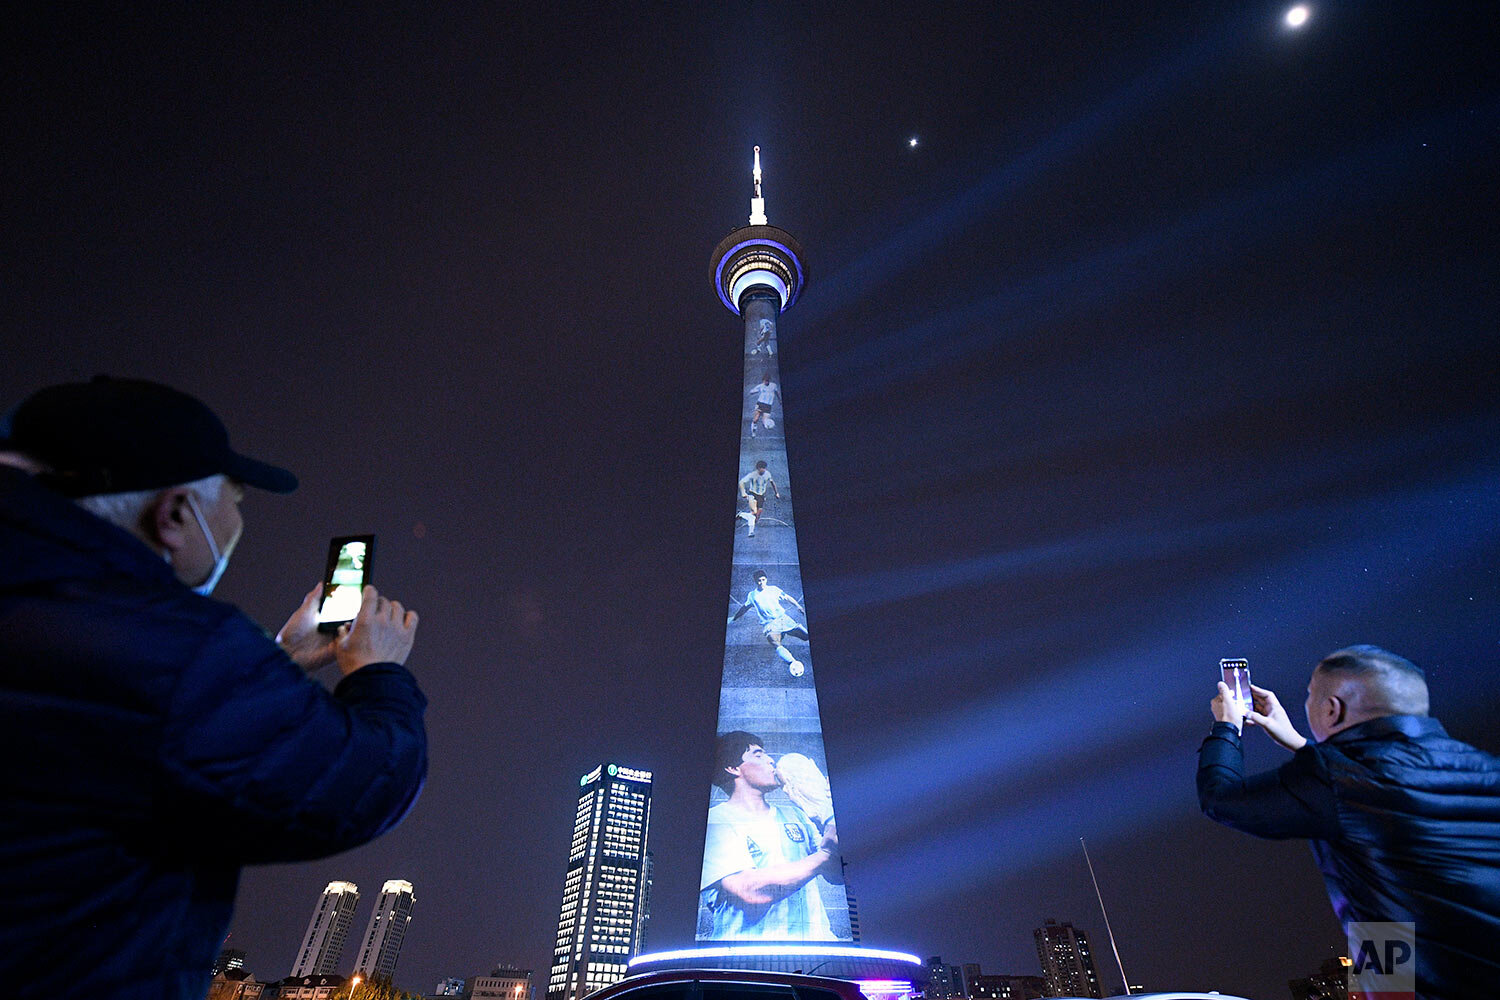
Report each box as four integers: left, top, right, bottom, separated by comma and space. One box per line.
1034, 919, 1102, 999
290, 880, 360, 977
547, 764, 653, 1000
354, 879, 416, 980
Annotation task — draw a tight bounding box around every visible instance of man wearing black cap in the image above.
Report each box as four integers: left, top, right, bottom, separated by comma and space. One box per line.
0, 377, 428, 1000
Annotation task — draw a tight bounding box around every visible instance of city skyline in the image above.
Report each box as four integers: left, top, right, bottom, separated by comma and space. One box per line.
233, 813, 1120, 996
218, 905, 1118, 998
7, 4, 1496, 996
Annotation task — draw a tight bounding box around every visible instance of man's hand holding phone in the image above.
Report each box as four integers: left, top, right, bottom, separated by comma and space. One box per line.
277, 582, 340, 672
1247, 684, 1309, 751
335, 585, 419, 676
1212, 681, 1247, 734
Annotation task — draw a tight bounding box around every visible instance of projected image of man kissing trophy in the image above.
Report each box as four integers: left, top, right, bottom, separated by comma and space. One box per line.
699, 731, 842, 940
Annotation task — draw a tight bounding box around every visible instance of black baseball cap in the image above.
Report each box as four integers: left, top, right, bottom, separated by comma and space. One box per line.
1, 376, 298, 497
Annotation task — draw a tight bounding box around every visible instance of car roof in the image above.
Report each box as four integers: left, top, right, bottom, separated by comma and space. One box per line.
1088, 994, 1258, 999
586, 969, 867, 1000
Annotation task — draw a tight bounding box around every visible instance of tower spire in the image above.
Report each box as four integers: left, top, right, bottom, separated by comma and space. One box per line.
749, 145, 767, 226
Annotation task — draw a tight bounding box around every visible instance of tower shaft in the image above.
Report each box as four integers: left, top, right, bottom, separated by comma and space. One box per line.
699, 153, 850, 943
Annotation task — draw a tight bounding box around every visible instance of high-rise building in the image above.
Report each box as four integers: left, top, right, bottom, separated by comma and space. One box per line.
354, 879, 415, 980
547, 764, 653, 1000
1288, 957, 1351, 1000
961, 964, 982, 996
472, 966, 533, 1000
213, 948, 247, 976
970, 975, 1045, 1000
290, 881, 360, 977
1034, 919, 1103, 999
926, 957, 964, 999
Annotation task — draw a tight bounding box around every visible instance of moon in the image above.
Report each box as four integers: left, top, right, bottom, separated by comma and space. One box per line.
908, 136, 919, 149
1285, 5, 1310, 28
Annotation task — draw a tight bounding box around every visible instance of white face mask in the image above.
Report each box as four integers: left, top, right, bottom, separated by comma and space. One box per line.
184, 491, 239, 596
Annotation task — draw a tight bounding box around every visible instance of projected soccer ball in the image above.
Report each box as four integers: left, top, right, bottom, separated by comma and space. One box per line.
789, 659, 805, 677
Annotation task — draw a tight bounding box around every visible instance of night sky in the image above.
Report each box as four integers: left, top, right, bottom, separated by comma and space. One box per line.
5, 4, 1499, 998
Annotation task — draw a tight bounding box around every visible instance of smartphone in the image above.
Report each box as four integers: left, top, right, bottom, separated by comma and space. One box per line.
1219, 657, 1253, 718
316, 534, 375, 633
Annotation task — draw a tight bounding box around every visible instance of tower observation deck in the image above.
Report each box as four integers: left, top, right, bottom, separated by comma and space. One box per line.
630, 147, 920, 993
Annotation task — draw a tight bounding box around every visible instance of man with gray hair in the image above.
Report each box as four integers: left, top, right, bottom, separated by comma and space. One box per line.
1197, 645, 1500, 998
0, 376, 428, 1000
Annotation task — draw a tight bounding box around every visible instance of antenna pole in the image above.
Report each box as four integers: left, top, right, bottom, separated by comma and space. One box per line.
1082, 837, 1131, 995
749, 145, 767, 225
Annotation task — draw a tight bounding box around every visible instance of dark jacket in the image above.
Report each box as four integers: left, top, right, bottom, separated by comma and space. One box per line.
0, 467, 428, 999
1198, 716, 1500, 999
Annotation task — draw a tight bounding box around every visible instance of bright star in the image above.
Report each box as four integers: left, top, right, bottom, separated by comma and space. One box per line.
908, 137, 919, 148
1285, 5, 1310, 28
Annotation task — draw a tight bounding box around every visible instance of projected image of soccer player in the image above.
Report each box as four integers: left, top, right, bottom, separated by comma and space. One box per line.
699, 731, 841, 941
746, 374, 780, 437
729, 569, 809, 676
750, 317, 776, 356
736, 460, 782, 538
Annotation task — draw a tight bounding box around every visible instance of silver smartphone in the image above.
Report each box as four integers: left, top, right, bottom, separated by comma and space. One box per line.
1219, 657, 1253, 718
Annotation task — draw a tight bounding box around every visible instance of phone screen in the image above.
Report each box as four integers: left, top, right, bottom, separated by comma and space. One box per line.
317, 535, 375, 632
1219, 658, 1252, 717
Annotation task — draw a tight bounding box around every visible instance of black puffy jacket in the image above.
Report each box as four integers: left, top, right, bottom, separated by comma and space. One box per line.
1198, 715, 1500, 999
0, 467, 427, 999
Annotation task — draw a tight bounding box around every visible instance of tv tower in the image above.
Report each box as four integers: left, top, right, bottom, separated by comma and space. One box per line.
705, 149, 843, 938
629, 148, 920, 992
